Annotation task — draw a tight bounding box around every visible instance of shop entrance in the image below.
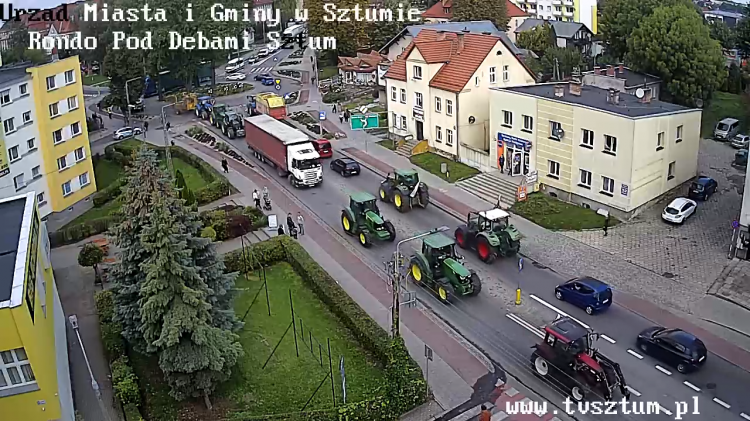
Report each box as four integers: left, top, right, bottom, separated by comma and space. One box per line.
506, 147, 529, 176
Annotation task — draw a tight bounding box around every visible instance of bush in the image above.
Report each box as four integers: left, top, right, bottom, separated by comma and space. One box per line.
93, 179, 123, 207
201, 226, 217, 241
213, 219, 228, 241
50, 216, 120, 248
123, 404, 144, 421
112, 151, 127, 166
112, 356, 141, 406
185, 126, 204, 137
95, 290, 115, 322
195, 180, 231, 205
222, 239, 286, 273
95, 291, 126, 360
322, 91, 346, 104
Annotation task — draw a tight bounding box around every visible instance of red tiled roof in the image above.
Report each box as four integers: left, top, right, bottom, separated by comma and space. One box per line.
421, 0, 452, 19
338, 51, 389, 73
2, 3, 80, 34
507, 1, 529, 17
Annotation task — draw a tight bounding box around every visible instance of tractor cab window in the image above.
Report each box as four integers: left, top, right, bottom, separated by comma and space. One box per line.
469, 213, 480, 228
363, 200, 379, 214
434, 245, 454, 260
399, 173, 417, 186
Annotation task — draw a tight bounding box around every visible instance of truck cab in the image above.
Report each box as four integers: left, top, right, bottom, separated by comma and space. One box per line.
288, 143, 322, 187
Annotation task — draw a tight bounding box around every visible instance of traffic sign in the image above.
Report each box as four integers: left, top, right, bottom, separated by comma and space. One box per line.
350, 114, 379, 130
518, 257, 524, 272
274, 84, 281, 90
733, 220, 740, 229
319, 111, 326, 121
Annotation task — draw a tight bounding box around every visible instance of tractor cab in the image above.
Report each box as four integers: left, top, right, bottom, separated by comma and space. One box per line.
395, 169, 420, 188
341, 192, 396, 247
422, 233, 466, 277
542, 317, 597, 361
349, 193, 380, 217
470, 208, 512, 233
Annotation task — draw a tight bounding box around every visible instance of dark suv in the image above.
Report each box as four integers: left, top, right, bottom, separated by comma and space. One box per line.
688, 176, 718, 201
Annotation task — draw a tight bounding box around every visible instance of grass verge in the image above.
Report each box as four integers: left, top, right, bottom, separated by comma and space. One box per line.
377, 139, 396, 150
318, 66, 339, 80
511, 193, 620, 230
93, 158, 125, 190
409, 152, 480, 183
702, 92, 750, 138
83, 74, 109, 86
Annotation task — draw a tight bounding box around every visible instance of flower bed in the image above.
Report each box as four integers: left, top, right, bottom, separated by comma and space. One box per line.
199, 204, 267, 241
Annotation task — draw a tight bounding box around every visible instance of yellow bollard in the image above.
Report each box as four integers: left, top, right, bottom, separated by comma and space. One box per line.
515, 288, 522, 305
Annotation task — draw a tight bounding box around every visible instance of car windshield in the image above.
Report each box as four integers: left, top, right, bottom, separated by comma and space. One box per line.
298, 158, 320, 170
718, 123, 729, 131
691, 183, 704, 191
345, 163, 358, 169
665, 207, 679, 215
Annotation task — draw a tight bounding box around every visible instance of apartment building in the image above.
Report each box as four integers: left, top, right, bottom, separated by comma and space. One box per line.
0, 192, 74, 421
420, 0, 530, 40
489, 82, 701, 219
384, 29, 536, 170
512, 0, 598, 33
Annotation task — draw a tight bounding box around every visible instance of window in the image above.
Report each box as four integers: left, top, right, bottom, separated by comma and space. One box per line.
413, 65, 422, 80
1, 89, 10, 105
475, 76, 480, 87
8, 145, 19, 161
391, 111, 397, 128
64, 70, 75, 84
436, 126, 442, 142
32, 166, 40, 178
67, 96, 78, 110
400, 88, 406, 103
19, 83, 27, 95
657, 132, 665, 150
489, 67, 497, 84
21, 111, 31, 124
581, 129, 594, 148
57, 156, 68, 170
579, 169, 592, 188
13, 173, 25, 190
400, 115, 407, 131
446, 99, 453, 116
49, 102, 59, 117
549, 120, 562, 140
668, 161, 676, 180
62, 181, 72, 196
46, 76, 56, 90
548, 160, 560, 178
676, 125, 683, 143
435, 97, 442, 113
415, 92, 423, 108
27, 138, 35, 150
0, 348, 36, 389
502, 110, 513, 128
446, 129, 454, 146
3, 118, 15, 134
52, 129, 63, 144
79, 172, 89, 186
604, 135, 617, 154
37, 192, 45, 205
503, 65, 509, 82
71, 122, 81, 136
391, 87, 397, 101
601, 176, 615, 195
522, 115, 533, 132
75, 147, 85, 161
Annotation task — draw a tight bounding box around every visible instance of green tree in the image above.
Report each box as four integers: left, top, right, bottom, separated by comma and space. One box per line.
736, 15, 750, 58
540, 47, 584, 80
103, 47, 145, 112
78, 243, 105, 282
370, 0, 414, 51
599, 0, 693, 60
516, 24, 554, 57
626, 5, 725, 106
708, 20, 736, 50
452, 0, 508, 30
174, 170, 196, 206
723, 62, 743, 94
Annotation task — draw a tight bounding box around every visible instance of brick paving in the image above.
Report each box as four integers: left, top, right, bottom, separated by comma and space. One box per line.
710, 259, 750, 311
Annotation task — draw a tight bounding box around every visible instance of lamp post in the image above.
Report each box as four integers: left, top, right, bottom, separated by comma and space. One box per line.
69, 315, 111, 421
124, 76, 140, 127
391, 226, 450, 337
161, 103, 176, 176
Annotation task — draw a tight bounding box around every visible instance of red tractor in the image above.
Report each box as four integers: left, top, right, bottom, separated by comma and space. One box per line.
530, 317, 630, 402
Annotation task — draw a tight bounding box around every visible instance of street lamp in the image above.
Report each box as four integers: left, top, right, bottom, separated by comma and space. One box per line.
391, 226, 450, 337
161, 103, 176, 176
69, 315, 111, 421
124, 76, 140, 127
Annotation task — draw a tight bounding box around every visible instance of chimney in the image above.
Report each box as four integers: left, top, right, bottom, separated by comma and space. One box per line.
569, 81, 581, 96
639, 88, 652, 104
457, 33, 465, 53
436, 31, 446, 41
554, 85, 565, 97
606, 65, 615, 77
593, 66, 600, 74
618, 63, 625, 74
607, 88, 620, 105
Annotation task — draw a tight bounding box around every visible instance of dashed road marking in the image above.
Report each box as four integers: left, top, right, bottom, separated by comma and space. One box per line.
529, 294, 590, 329
600, 334, 616, 344
683, 381, 700, 392
713, 398, 731, 409
740, 412, 750, 420
655, 365, 672, 375
627, 349, 644, 359
506, 313, 544, 338
626, 386, 641, 397
658, 404, 673, 416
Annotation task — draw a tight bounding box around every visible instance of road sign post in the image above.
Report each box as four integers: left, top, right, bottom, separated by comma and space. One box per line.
319, 111, 326, 121
350, 114, 379, 130
516, 257, 524, 305
424, 345, 433, 401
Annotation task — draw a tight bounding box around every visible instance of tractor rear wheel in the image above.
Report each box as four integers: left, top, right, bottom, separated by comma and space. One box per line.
533, 356, 549, 376
410, 259, 426, 285
394, 191, 411, 213
476, 236, 496, 264
341, 211, 354, 234
570, 386, 585, 402
436, 282, 455, 304
379, 185, 390, 202
384, 221, 396, 242
469, 273, 482, 296
358, 231, 372, 248
508, 240, 520, 255
418, 188, 430, 208
454, 227, 468, 249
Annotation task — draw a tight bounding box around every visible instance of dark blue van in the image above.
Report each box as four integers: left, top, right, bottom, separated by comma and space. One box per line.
554, 277, 613, 315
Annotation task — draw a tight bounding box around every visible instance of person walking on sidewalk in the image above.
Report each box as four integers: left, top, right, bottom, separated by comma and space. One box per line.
344, 109, 350, 122
253, 189, 261, 208
332, 103, 337, 113
108, 109, 112, 120
297, 212, 305, 235
277, 224, 285, 236
339, 112, 344, 123
286, 213, 295, 233
479, 405, 491, 421
221, 158, 229, 173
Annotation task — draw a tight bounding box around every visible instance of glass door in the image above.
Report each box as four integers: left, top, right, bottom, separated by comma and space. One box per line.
523, 151, 530, 175
511, 150, 523, 176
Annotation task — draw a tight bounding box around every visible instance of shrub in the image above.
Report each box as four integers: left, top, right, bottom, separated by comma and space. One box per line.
105, 146, 115, 160
322, 91, 346, 104
200, 226, 217, 241
112, 151, 126, 166
50, 216, 120, 248
93, 179, 123, 207
212, 219, 228, 241
222, 239, 286, 273
94, 290, 115, 323
112, 357, 141, 406
123, 404, 144, 421
226, 214, 252, 238
185, 126, 204, 137
195, 180, 231, 205
95, 290, 126, 360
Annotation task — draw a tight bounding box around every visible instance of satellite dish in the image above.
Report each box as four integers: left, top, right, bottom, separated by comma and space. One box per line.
469, 116, 476, 124
635, 88, 645, 99
695, 99, 704, 108
555, 127, 565, 139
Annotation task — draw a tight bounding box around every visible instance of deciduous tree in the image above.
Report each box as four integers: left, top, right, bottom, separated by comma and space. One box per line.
78, 243, 105, 283
626, 4, 725, 106
540, 47, 584, 81
736, 14, 750, 58
516, 24, 555, 57
708, 20, 736, 51
452, 0, 508, 31
370, 0, 414, 51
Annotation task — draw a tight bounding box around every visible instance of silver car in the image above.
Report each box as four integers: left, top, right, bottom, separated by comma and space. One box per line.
113, 127, 143, 140
731, 134, 750, 149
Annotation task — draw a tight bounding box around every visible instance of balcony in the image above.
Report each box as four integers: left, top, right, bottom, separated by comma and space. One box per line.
552, 9, 562, 16
563, 0, 574, 5
552, 0, 562, 5
563, 9, 574, 16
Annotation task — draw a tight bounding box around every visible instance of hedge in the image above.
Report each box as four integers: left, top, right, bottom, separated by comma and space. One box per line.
224, 237, 427, 420
93, 179, 125, 208
49, 216, 120, 248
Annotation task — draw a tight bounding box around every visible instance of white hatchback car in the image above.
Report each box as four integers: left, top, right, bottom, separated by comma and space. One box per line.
113, 127, 142, 140
662, 197, 697, 224
226, 72, 246, 81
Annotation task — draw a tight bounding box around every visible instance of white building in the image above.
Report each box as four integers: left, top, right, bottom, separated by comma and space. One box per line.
512, 0, 599, 33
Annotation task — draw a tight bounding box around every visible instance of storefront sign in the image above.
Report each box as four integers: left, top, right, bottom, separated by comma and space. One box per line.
498, 133, 532, 152
525, 170, 538, 184
621, 184, 629, 196
517, 185, 528, 201
413, 107, 424, 121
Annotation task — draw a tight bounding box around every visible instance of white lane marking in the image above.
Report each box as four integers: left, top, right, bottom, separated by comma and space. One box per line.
627, 349, 644, 359
529, 294, 590, 329
506, 314, 544, 338
658, 404, 673, 416
655, 365, 672, 375
713, 398, 731, 409
740, 412, 750, 420
683, 381, 700, 392
600, 334, 616, 344
626, 386, 641, 397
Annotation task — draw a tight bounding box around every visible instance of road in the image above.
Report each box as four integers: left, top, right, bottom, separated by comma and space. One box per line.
216, 46, 297, 82
207, 114, 750, 421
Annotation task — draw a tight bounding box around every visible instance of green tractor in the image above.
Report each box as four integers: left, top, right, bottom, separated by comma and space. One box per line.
378, 169, 430, 213
454, 208, 521, 264
209, 103, 227, 127
341, 192, 396, 247
409, 233, 481, 303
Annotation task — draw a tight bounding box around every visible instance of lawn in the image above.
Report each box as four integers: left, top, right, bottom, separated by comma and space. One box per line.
511, 193, 620, 231
93, 158, 124, 190
409, 152, 480, 183
377, 139, 396, 150
318, 66, 339, 80
83, 74, 109, 86
701, 92, 750, 138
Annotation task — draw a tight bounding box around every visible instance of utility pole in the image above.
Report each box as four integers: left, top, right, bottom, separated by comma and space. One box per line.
124, 76, 140, 127
69, 315, 112, 421
161, 103, 176, 177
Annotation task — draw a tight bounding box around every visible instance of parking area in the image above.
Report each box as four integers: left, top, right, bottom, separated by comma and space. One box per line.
563, 138, 743, 298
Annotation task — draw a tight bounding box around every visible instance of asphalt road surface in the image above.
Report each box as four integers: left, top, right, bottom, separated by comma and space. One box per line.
207, 122, 750, 421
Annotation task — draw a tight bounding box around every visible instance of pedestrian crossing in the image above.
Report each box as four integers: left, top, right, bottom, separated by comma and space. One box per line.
248, 67, 273, 73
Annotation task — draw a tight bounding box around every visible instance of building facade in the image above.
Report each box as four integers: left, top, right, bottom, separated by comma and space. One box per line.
384, 30, 536, 170
420, 0, 530, 40
514, 19, 594, 56
489, 82, 701, 219
512, 0, 598, 32
0, 192, 74, 421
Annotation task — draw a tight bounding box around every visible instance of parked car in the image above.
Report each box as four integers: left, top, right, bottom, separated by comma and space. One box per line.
113, 127, 142, 140
731, 134, 750, 149
636, 327, 707, 373
688, 176, 718, 201
226, 73, 246, 81
254, 73, 273, 81
260, 77, 275, 86
714, 117, 740, 141
329, 157, 360, 177
258, 48, 269, 57
554, 277, 612, 315
734, 149, 748, 169
661, 197, 697, 224
312, 138, 332, 158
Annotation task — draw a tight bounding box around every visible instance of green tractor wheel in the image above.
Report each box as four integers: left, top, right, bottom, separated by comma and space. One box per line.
436, 282, 455, 304
418, 188, 430, 209
384, 220, 396, 242
379, 186, 389, 202
394, 190, 411, 213
469, 272, 482, 296
358, 231, 372, 248
476, 236, 496, 264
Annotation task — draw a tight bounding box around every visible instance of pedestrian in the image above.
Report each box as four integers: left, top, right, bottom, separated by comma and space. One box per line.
221, 158, 229, 173
603, 215, 610, 237
253, 189, 260, 208
332, 103, 337, 113
479, 405, 491, 421
166, 121, 171, 132
286, 212, 295, 233
297, 212, 305, 235
496, 193, 503, 210
498, 155, 505, 172
339, 112, 344, 123
144, 121, 149, 132
277, 224, 285, 236
344, 110, 350, 122
108, 110, 112, 120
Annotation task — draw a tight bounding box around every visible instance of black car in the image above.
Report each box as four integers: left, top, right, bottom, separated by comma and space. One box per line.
688, 176, 717, 200
330, 158, 360, 177
254, 73, 272, 81
636, 327, 707, 373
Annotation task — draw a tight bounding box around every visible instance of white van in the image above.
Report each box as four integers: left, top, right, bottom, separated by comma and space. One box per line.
225, 58, 245, 73
714, 118, 740, 141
